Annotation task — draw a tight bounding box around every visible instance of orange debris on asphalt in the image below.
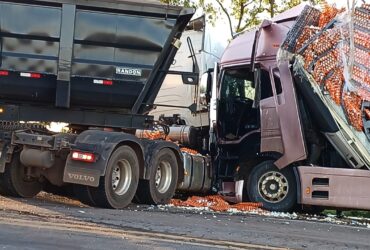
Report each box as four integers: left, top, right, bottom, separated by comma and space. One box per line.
170, 195, 264, 212
230, 202, 264, 212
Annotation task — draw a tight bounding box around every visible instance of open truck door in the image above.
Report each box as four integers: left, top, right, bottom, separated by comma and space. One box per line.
250, 20, 307, 169
260, 62, 307, 169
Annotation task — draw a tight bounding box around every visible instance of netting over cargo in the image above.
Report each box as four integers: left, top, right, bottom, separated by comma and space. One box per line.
282, 3, 370, 138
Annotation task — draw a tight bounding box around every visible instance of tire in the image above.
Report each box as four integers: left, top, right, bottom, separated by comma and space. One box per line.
0, 154, 42, 198
89, 146, 139, 209
73, 184, 96, 207
135, 148, 178, 205
247, 160, 297, 212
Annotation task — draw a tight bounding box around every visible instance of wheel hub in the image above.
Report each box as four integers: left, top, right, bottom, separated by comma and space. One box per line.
258, 171, 289, 203
155, 161, 172, 194
111, 159, 132, 196
155, 167, 162, 187
269, 183, 277, 191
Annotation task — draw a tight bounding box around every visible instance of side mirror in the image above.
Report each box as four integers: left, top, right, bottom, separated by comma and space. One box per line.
199, 72, 211, 105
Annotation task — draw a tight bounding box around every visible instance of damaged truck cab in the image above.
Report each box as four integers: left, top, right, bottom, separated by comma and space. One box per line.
207, 4, 370, 212
210, 15, 307, 211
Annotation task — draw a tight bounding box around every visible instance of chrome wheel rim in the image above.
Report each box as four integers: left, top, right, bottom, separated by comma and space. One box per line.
258, 171, 289, 203
111, 159, 132, 195
155, 161, 172, 194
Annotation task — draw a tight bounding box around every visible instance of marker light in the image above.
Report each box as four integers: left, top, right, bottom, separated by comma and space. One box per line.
20, 72, 41, 78
93, 79, 113, 85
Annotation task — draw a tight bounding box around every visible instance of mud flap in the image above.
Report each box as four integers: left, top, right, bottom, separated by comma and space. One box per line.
63, 164, 100, 187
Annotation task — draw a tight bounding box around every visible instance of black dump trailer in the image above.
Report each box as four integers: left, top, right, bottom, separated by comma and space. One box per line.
0, 0, 195, 208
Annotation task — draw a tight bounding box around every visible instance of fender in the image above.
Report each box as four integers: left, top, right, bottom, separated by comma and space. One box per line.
141, 140, 184, 183
63, 130, 145, 187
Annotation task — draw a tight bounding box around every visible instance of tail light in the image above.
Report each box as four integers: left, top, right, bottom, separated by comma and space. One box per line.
71, 151, 96, 163
20, 72, 41, 78
93, 79, 113, 85
0, 70, 9, 76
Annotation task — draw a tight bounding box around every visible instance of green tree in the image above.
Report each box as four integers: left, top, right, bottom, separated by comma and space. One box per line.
160, 0, 193, 7
161, 0, 321, 38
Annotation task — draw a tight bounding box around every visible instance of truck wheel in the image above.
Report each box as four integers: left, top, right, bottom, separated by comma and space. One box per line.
247, 160, 296, 212
135, 148, 178, 205
89, 146, 139, 209
0, 154, 42, 198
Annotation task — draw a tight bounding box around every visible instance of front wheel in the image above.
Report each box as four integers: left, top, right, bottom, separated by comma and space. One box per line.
89, 146, 139, 209
135, 148, 178, 205
247, 160, 297, 212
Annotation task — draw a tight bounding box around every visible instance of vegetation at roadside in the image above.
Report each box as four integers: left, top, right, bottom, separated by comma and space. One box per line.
324, 210, 370, 218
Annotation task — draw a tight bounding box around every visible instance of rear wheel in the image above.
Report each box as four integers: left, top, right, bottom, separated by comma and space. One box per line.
135, 148, 178, 205
0, 153, 42, 198
247, 160, 297, 212
89, 146, 139, 209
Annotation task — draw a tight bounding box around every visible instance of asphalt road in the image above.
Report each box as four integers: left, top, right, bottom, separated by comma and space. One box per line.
0, 193, 369, 250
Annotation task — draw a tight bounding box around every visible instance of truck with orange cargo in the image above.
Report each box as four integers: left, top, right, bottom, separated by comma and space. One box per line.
150, 3, 370, 212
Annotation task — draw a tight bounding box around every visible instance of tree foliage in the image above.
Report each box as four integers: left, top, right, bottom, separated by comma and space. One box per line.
161, 0, 322, 38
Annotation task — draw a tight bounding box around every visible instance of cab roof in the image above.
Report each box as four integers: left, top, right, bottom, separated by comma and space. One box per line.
220, 3, 308, 68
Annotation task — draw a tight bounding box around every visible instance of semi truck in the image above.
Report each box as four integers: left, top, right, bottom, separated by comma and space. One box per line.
0, 0, 369, 213
0, 0, 197, 209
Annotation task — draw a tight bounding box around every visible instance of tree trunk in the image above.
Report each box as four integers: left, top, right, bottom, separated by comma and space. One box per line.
270, 0, 275, 18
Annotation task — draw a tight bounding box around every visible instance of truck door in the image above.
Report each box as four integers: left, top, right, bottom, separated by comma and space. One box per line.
259, 61, 307, 169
